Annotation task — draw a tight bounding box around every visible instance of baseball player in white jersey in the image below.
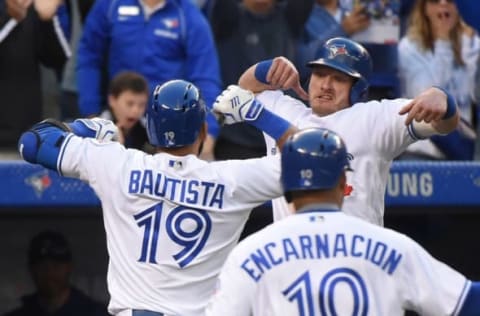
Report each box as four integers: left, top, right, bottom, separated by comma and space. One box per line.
205, 127, 480, 316
237, 37, 460, 226
17, 80, 297, 316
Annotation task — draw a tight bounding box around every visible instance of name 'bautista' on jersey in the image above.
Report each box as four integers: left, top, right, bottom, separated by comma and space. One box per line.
128, 169, 225, 208
241, 233, 403, 282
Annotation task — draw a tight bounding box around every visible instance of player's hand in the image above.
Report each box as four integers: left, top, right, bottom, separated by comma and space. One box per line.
267, 57, 309, 101
68, 118, 119, 142
18, 119, 70, 165
213, 85, 264, 124
399, 87, 448, 125
6, 0, 33, 22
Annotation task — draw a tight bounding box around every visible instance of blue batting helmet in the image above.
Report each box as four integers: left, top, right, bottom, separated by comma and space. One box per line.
281, 128, 352, 193
308, 37, 372, 105
146, 80, 206, 147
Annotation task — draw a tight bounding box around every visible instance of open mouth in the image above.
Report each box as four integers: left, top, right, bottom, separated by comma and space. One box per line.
437, 11, 450, 19
316, 95, 334, 101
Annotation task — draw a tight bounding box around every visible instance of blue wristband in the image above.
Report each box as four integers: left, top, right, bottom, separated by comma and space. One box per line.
249, 107, 290, 141
254, 59, 273, 84
434, 86, 457, 119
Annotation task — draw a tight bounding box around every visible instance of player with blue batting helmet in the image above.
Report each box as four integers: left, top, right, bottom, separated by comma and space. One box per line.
308, 37, 372, 104
146, 79, 206, 148
281, 127, 352, 195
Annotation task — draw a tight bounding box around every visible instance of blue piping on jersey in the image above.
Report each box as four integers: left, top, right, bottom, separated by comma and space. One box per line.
457, 281, 480, 316
454, 280, 471, 315
407, 123, 423, 141
58, 133, 74, 176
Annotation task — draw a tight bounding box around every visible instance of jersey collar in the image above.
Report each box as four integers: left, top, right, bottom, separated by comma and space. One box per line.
296, 203, 341, 214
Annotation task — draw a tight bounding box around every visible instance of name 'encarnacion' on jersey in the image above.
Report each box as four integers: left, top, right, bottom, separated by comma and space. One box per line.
241, 233, 403, 282
128, 169, 225, 208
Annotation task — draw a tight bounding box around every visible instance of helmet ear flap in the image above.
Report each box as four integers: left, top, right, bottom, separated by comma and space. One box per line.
350, 77, 369, 104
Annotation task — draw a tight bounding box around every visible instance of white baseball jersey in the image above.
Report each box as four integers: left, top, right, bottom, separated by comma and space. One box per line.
257, 90, 418, 225
58, 135, 283, 316
206, 205, 471, 316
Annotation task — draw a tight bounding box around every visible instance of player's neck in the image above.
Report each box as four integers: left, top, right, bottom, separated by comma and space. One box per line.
157, 142, 200, 157
292, 191, 342, 212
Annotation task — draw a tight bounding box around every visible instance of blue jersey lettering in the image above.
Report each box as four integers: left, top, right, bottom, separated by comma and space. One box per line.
127, 170, 225, 208
265, 242, 283, 266
370, 242, 387, 266
333, 234, 348, 257
240, 233, 404, 282
241, 258, 261, 282
129, 170, 141, 193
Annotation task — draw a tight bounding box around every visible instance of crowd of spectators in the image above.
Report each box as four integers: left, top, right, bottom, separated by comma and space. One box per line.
1, 0, 479, 161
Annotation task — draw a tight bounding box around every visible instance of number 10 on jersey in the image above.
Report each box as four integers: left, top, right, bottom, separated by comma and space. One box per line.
283, 268, 369, 315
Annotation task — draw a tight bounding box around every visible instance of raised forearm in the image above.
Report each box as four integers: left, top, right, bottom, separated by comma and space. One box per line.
238, 63, 274, 93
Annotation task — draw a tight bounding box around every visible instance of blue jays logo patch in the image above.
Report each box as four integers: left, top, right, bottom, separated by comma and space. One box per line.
163, 18, 179, 29
25, 170, 52, 198
328, 44, 349, 58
